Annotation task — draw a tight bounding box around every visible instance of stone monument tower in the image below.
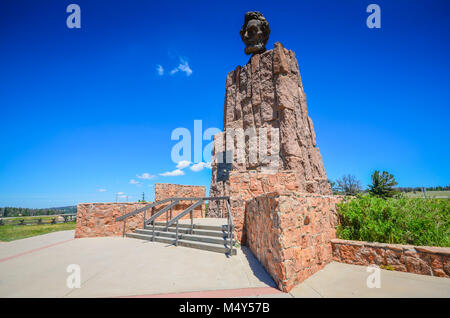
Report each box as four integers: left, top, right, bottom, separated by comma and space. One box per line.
209, 12, 331, 217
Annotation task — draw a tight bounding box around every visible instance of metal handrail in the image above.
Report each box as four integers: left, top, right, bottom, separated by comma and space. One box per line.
116, 196, 233, 251
225, 199, 235, 253
165, 199, 204, 230
115, 198, 174, 222
144, 200, 179, 226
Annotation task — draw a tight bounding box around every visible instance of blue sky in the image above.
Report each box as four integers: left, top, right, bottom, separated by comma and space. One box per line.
1, 0, 449, 208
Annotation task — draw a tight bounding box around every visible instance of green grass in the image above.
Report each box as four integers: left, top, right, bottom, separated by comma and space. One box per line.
0, 222, 76, 242
404, 190, 450, 198
336, 194, 450, 247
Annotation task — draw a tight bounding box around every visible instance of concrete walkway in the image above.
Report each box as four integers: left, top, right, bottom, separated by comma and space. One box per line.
0, 230, 449, 297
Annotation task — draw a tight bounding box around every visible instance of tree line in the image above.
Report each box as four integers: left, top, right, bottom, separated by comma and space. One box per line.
0, 206, 76, 218
329, 171, 449, 198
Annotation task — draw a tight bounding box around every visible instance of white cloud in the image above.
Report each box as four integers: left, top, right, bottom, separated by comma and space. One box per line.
156, 64, 164, 75
98, 189, 107, 192
129, 179, 141, 185
137, 173, 156, 180
170, 58, 193, 77
117, 192, 124, 195
159, 169, 185, 177
190, 162, 211, 172
176, 160, 191, 169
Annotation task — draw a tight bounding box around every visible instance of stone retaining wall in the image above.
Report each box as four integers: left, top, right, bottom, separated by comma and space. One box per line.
245, 191, 341, 292
331, 239, 450, 278
75, 203, 146, 238
155, 183, 206, 219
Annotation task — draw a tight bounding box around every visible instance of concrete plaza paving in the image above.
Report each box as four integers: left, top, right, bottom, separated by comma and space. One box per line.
0, 230, 449, 298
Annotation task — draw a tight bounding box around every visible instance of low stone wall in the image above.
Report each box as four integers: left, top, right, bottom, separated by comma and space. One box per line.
75, 203, 147, 238
155, 183, 206, 219
331, 239, 450, 278
245, 191, 341, 292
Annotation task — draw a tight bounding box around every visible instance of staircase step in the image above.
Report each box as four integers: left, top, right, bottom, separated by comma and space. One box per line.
144, 225, 232, 238
126, 232, 237, 255
134, 229, 234, 245
152, 221, 227, 232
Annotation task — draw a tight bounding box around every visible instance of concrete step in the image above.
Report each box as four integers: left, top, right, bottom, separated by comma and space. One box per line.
144, 225, 233, 238
151, 221, 228, 232
126, 232, 237, 255
134, 228, 234, 246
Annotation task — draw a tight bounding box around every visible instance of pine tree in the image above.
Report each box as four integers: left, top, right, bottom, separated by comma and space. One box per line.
368, 170, 398, 198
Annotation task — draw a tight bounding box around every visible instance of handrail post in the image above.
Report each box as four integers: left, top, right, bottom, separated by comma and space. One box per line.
123, 219, 126, 238
170, 207, 172, 219
176, 221, 179, 246
190, 209, 193, 234
143, 210, 146, 229
152, 220, 155, 241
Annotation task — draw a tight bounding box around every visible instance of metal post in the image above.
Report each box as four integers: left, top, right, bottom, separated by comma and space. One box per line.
143, 210, 146, 229
170, 207, 172, 219
176, 221, 179, 246
152, 221, 155, 241
190, 210, 193, 234
123, 220, 126, 238
229, 225, 233, 252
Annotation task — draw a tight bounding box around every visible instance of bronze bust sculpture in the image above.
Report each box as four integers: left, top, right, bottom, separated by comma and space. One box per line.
240, 11, 270, 55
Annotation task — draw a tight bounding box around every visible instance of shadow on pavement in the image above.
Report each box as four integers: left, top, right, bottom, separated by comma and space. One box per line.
240, 246, 278, 289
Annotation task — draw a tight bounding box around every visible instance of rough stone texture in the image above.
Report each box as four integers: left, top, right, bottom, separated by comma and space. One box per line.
245, 192, 341, 292
225, 170, 300, 243
154, 183, 206, 220
209, 42, 331, 218
75, 183, 206, 238
75, 203, 147, 238
331, 239, 450, 278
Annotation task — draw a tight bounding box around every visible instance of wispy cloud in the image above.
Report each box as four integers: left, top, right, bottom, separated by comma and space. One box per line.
170, 58, 193, 76
190, 162, 211, 172
156, 64, 164, 76
159, 169, 185, 177
137, 173, 156, 180
97, 189, 107, 192
129, 179, 141, 185
176, 160, 191, 169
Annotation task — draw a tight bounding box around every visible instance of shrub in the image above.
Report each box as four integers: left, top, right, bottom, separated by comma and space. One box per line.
336, 194, 450, 247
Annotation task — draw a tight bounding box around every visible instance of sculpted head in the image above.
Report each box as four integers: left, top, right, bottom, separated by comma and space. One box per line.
240, 12, 270, 55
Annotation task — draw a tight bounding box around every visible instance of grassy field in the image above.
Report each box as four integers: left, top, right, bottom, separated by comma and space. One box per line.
404, 190, 450, 198
0, 222, 76, 242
